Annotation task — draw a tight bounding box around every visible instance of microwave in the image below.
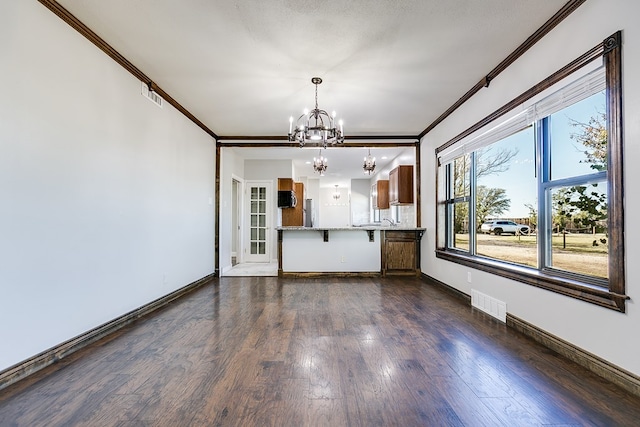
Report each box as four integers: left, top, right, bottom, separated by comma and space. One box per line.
277, 190, 297, 208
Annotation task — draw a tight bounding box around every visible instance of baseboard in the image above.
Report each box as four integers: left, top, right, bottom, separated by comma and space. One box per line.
280, 272, 381, 278
420, 272, 472, 304
0, 273, 216, 392
507, 313, 640, 398
421, 273, 640, 398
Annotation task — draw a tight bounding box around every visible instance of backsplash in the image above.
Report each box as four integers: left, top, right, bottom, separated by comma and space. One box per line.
378, 204, 416, 227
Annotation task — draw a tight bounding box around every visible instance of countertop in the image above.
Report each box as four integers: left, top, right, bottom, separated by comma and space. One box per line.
276, 226, 426, 231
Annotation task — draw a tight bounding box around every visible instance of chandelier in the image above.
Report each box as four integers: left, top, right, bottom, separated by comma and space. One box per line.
332, 184, 341, 200
363, 149, 376, 175
313, 150, 328, 176
289, 77, 344, 148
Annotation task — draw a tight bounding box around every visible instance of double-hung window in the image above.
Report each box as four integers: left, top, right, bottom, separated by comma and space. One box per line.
436, 32, 626, 311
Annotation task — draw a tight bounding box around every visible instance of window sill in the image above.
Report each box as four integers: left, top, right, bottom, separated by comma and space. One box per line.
435, 249, 628, 312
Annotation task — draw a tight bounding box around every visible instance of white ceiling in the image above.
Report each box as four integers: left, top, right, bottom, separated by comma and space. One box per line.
54, 0, 568, 184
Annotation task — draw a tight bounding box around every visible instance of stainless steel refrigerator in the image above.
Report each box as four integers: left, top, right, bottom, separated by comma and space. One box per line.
304, 199, 314, 227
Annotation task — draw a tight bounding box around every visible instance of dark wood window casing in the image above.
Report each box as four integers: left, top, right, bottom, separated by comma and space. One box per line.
435, 32, 627, 312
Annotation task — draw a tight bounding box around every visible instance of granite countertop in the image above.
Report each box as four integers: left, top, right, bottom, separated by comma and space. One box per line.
276, 226, 426, 231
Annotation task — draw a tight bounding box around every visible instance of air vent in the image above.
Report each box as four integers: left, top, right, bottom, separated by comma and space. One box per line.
471, 289, 506, 322
141, 82, 163, 108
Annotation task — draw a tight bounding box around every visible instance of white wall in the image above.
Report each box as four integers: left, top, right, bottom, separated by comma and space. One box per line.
318, 187, 351, 227
0, 2, 215, 371
219, 149, 245, 272
350, 179, 371, 225
282, 230, 381, 272
421, 0, 640, 376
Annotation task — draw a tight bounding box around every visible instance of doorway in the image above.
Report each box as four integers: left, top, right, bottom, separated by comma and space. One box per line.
231, 178, 241, 266
243, 180, 271, 263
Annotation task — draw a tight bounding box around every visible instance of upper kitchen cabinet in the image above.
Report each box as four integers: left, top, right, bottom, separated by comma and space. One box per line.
277, 178, 294, 191
372, 180, 389, 209
389, 165, 414, 205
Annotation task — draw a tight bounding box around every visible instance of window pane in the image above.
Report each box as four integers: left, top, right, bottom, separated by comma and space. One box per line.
259, 201, 266, 213
548, 181, 608, 279
251, 228, 257, 240
550, 91, 607, 180
452, 155, 470, 251
251, 187, 258, 198
251, 215, 257, 227
251, 242, 257, 254
259, 215, 265, 227
475, 127, 537, 267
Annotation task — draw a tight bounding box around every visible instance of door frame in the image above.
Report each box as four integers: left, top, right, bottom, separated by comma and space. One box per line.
243, 180, 273, 263
231, 174, 245, 265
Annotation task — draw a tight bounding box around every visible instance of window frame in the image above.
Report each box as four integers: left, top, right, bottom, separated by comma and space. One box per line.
435, 32, 627, 312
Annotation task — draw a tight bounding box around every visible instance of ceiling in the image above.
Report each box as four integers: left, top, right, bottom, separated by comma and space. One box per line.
53, 0, 568, 184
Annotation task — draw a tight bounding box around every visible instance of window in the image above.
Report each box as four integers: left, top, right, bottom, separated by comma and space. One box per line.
435, 32, 626, 311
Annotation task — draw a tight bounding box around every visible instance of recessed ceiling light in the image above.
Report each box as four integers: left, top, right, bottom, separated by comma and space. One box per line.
381, 156, 388, 160
305, 161, 311, 164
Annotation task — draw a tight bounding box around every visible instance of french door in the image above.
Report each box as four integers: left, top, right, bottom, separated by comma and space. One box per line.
244, 181, 271, 263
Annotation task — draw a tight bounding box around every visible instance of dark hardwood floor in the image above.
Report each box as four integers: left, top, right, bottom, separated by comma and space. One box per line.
1, 276, 640, 426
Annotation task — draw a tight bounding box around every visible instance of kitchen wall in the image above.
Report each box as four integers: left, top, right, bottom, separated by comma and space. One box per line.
0, 1, 215, 371
318, 186, 350, 228
421, 0, 640, 376
350, 179, 371, 226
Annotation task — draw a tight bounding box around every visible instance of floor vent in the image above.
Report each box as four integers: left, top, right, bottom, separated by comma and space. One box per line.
471, 289, 506, 322
141, 82, 163, 108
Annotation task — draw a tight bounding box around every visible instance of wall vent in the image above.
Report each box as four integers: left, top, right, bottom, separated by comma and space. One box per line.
141, 82, 163, 108
471, 289, 506, 323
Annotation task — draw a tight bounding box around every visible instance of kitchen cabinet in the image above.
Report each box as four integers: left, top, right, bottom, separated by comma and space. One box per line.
389, 165, 414, 205
372, 180, 389, 209
278, 178, 294, 191
381, 229, 423, 276
282, 182, 304, 226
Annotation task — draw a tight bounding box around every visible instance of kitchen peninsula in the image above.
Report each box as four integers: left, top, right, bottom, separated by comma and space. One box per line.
277, 226, 425, 277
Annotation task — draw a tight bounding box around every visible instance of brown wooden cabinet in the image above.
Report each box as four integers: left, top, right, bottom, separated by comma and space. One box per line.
278, 178, 294, 191
381, 229, 423, 276
389, 165, 414, 205
282, 182, 304, 226
372, 180, 389, 209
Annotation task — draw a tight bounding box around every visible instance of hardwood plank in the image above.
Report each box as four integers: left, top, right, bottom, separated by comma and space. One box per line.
2, 276, 640, 426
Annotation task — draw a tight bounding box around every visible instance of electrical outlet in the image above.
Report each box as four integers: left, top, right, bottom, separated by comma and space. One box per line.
341, 256, 346, 263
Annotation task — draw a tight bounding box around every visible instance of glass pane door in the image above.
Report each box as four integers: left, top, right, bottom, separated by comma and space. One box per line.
245, 182, 270, 262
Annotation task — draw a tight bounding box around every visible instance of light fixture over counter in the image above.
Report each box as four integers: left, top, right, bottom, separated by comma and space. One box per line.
332, 184, 341, 200
289, 77, 344, 148
363, 149, 376, 175
313, 150, 327, 176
